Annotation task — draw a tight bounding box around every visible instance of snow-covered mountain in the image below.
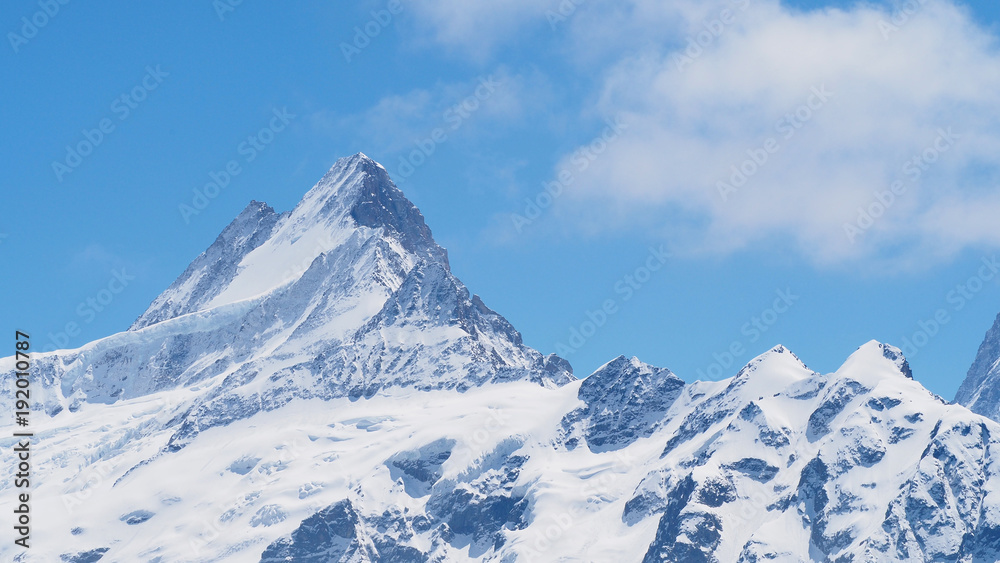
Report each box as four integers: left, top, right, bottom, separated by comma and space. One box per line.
956, 313, 1000, 421
7, 153, 570, 434
4, 155, 1000, 562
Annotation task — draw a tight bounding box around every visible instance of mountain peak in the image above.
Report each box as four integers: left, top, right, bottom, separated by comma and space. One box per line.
132, 154, 450, 332
838, 340, 915, 383
303, 153, 448, 267
875, 341, 913, 379
734, 344, 809, 378
726, 344, 814, 399
313, 152, 381, 190
130, 199, 282, 330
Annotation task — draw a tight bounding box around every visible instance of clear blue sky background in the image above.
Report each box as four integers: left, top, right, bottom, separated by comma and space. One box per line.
3, 0, 999, 399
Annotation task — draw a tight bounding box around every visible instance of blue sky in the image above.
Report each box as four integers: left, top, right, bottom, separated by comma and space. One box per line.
3, 0, 999, 399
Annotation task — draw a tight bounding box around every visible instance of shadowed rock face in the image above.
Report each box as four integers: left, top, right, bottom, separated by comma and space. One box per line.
345, 155, 449, 268
561, 355, 685, 452
387, 438, 456, 497
259, 500, 375, 563
59, 548, 110, 563
956, 313, 1000, 420
261, 446, 529, 562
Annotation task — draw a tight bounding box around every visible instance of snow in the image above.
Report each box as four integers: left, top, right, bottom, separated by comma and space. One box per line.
8, 340, 1000, 561
206, 223, 353, 309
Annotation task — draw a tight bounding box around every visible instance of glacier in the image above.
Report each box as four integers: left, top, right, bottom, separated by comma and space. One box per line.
4, 154, 1000, 562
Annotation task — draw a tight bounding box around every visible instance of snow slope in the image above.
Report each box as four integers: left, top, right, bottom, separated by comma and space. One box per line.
5, 342, 1000, 562
3, 155, 1000, 562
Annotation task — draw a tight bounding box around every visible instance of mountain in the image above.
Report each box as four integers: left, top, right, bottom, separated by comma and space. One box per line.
4, 155, 1000, 562
7, 153, 571, 435
955, 313, 1000, 420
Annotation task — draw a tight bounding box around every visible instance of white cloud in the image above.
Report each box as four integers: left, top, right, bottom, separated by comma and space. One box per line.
551, 0, 1000, 267
311, 89, 437, 155
310, 67, 557, 188
311, 67, 545, 148
393, 0, 1000, 267
402, 0, 549, 59
402, 0, 744, 64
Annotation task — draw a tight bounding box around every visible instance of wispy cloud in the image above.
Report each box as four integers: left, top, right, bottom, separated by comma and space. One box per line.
402, 0, 549, 59
310, 67, 553, 160
69, 243, 127, 271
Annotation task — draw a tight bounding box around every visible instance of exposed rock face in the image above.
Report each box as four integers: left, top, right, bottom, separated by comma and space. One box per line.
561, 355, 685, 452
